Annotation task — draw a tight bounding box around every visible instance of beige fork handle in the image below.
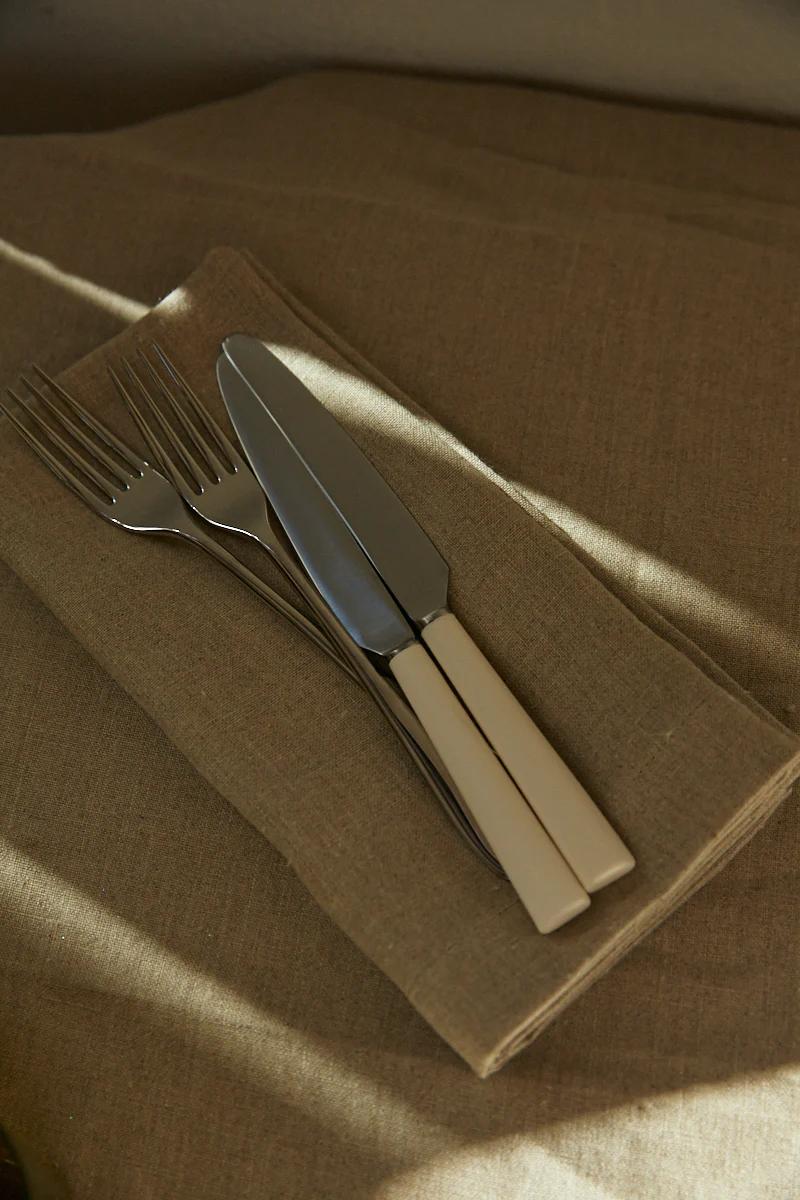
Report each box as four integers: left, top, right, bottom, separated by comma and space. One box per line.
391, 643, 590, 933
422, 613, 635, 891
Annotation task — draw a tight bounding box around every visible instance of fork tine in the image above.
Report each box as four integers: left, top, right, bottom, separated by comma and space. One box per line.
136, 348, 226, 482
1, 391, 113, 509
8, 386, 125, 500
120, 356, 205, 493
151, 341, 243, 468
32, 365, 146, 474
20, 375, 132, 486
107, 363, 186, 496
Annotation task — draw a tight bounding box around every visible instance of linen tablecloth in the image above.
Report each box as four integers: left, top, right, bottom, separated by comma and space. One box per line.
2, 69, 799, 1198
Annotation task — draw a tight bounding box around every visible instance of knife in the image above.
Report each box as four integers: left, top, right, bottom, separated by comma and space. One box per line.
217, 352, 590, 933
221, 335, 635, 893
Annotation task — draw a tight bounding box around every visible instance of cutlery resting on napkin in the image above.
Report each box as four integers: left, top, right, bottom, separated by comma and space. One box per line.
2, 247, 799, 1076
2, 332, 635, 935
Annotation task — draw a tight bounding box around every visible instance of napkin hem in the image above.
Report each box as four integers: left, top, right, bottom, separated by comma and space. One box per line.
486, 756, 799, 1074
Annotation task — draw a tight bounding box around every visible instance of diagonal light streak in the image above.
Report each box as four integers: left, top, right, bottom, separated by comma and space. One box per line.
0, 237, 149, 320
1, 840, 452, 1162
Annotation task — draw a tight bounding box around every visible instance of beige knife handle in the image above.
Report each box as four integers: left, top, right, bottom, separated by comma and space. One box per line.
421, 613, 635, 892
390, 642, 590, 933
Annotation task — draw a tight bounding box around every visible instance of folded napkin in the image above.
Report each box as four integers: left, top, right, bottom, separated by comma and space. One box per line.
1, 246, 797, 1076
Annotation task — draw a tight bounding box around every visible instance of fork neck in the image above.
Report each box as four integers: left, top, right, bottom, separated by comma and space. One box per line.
237, 515, 286, 561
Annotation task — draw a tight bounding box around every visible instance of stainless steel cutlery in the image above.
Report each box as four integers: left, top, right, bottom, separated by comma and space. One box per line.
2, 338, 636, 933
220, 335, 634, 897
219, 337, 635, 919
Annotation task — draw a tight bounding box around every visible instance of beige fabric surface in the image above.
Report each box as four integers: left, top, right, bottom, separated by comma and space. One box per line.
9, 1, 800, 132
2, 70, 800, 1197
2, 243, 797, 1079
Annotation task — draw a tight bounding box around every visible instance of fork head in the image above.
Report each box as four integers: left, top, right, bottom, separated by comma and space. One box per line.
0, 368, 191, 536
108, 344, 274, 542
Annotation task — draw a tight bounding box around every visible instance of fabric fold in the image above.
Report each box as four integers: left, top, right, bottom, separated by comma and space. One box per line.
0, 245, 797, 1075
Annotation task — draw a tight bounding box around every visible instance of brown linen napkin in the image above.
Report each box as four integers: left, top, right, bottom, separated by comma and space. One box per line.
0, 245, 798, 1076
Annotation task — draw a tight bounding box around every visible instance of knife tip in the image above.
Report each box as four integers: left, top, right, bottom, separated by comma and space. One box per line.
221, 332, 256, 358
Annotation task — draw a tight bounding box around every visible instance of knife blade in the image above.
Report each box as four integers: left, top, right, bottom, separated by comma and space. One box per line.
217, 351, 590, 934
221, 335, 634, 893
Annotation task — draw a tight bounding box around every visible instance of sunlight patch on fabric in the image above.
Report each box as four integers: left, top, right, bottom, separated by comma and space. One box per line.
0, 840, 452, 1163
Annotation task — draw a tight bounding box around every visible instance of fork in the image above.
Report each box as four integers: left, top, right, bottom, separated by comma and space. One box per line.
2, 370, 353, 671
109, 345, 501, 867
0, 367, 500, 871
